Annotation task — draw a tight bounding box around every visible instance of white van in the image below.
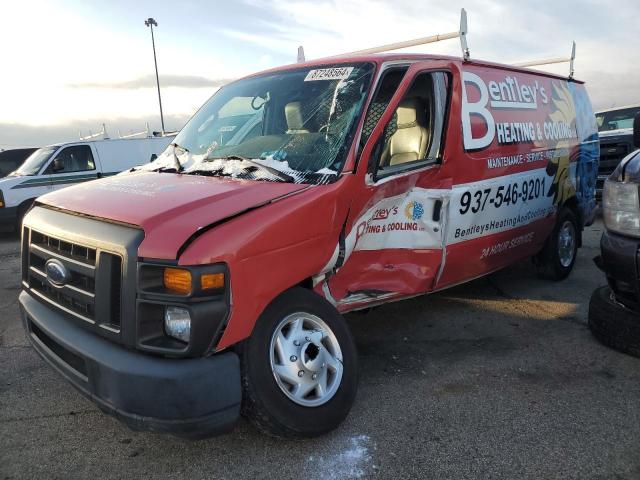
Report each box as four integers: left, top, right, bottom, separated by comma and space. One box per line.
0, 135, 175, 228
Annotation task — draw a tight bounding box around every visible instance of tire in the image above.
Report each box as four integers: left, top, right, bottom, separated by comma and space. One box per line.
534, 206, 578, 280
240, 287, 358, 438
589, 286, 640, 358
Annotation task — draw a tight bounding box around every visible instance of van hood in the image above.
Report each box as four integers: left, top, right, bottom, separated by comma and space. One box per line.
36, 171, 308, 259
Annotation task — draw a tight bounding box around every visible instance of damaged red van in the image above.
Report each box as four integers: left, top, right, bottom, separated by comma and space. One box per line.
19, 48, 599, 438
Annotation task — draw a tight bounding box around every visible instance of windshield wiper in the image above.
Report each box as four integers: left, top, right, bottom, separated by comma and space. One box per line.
207, 155, 295, 183
145, 143, 189, 173
170, 143, 189, 172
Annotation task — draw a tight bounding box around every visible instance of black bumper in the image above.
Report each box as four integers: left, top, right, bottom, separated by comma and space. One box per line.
0, 205, 17, 224
20, 291, 241, 439
600, 231, 640, 311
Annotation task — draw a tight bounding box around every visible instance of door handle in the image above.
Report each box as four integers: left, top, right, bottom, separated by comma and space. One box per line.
432, 199, 442, 222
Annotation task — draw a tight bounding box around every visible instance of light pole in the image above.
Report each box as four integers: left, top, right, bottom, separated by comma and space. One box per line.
144, 17, 165, 133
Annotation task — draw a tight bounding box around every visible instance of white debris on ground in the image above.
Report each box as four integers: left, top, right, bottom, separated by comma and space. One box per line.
306, 434, 375, 480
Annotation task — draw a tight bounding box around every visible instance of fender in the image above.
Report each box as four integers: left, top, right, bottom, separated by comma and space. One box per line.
175, 185, 312, 259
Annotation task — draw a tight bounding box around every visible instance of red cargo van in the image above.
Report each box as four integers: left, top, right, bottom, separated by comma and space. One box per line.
19, 26, 599, 438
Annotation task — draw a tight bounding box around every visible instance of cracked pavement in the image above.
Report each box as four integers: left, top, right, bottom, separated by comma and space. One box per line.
2, 219, 640, 479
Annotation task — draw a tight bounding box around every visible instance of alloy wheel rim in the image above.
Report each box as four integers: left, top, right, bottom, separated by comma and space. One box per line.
269, 312, 344, 407
558, 220, 576, 267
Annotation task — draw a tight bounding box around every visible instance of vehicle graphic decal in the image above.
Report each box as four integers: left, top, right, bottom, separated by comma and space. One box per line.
349, 189, 447, 251
319, 66, 597, 308
448, 167, 557, 244
10, 173, 99, 189
544, 82, 577, 206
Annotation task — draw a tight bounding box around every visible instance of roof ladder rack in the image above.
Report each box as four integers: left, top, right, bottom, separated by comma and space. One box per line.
306, 8, 470, 61
513, 41, 577, 78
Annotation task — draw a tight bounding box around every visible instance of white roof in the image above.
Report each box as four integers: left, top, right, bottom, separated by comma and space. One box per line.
595, 104, 640, 114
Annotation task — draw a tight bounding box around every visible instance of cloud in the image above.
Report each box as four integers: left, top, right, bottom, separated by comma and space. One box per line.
68, 74, 234, 90
226, 0, 639, 108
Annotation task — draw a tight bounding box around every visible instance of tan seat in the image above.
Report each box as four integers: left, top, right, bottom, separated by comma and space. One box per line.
380, 98, 430, 167
285, 102, 309, 134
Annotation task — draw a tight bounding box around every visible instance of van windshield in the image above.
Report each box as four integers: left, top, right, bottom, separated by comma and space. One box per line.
596, 107, 640, 132
142, 63, 375, 184
11, 147, 57, 176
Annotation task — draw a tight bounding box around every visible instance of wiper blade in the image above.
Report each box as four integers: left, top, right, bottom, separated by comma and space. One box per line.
207, 155, 295, 183
144, 143, 189, 173
170, 142, 189, 172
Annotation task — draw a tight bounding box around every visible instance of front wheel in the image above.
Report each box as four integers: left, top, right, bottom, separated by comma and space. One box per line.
534, 206, 579, 280
241, 288, 358, 438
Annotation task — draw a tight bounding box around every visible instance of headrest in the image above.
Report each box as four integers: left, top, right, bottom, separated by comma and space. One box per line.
285, 101, 306, 132
396, 98, 425, 128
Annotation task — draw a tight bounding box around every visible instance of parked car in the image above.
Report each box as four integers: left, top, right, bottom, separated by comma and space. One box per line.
594, 104, 640, 200
0, 147, 37, 178
589, 113, 640, 356
19, 52, 598, 439
0, 135, 175, 229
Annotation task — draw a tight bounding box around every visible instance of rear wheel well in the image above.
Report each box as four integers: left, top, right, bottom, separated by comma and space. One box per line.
561, 197, 583, 247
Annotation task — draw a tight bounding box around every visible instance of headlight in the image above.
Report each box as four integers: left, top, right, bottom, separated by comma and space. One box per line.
603, 179, 640, 237
164, 306, 191, 343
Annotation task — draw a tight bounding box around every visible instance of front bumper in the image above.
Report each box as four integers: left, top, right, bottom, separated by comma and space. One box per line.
600, 230, 640, 311
20, 291, 241, 439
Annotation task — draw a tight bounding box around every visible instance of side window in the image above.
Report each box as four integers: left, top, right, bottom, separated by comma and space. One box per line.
371, 71, 450, 180
45, 145, 95, 174
359, 67, 409, 151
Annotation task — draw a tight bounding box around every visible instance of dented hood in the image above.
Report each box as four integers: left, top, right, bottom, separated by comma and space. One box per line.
37, 171, 308, 259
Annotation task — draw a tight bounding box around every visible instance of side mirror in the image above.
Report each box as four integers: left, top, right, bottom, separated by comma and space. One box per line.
634, 113, 640, 149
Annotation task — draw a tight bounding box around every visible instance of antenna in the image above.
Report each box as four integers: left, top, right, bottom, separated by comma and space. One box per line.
328, 8, 470, 60
459, 8, 470, 61
569, 41, 576, 78
297, 46, 306, 63
513, 41, 577, 78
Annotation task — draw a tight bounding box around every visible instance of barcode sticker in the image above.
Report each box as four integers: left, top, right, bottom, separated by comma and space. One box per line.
304, 67, 354, 82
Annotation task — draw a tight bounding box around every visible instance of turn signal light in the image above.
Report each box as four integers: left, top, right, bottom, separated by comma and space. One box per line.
163, 268, 192, 295
201, 272, 225, 290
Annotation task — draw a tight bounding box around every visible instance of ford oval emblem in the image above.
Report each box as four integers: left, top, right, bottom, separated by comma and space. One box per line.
45, 259, 71, 287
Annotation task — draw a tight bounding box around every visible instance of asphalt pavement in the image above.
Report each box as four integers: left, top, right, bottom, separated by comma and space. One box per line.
2, 219, 640, 480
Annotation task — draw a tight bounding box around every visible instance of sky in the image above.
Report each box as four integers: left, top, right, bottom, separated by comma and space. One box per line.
1, 0, 638, 149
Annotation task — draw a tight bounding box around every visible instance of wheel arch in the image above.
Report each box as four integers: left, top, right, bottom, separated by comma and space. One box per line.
561, 196, 583, 247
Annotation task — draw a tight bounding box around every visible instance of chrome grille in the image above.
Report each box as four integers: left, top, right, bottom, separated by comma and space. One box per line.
596, 139, 633, 198
25, 229, 122, 332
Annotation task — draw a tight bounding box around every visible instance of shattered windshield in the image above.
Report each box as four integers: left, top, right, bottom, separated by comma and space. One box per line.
137, 63, 375, 184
